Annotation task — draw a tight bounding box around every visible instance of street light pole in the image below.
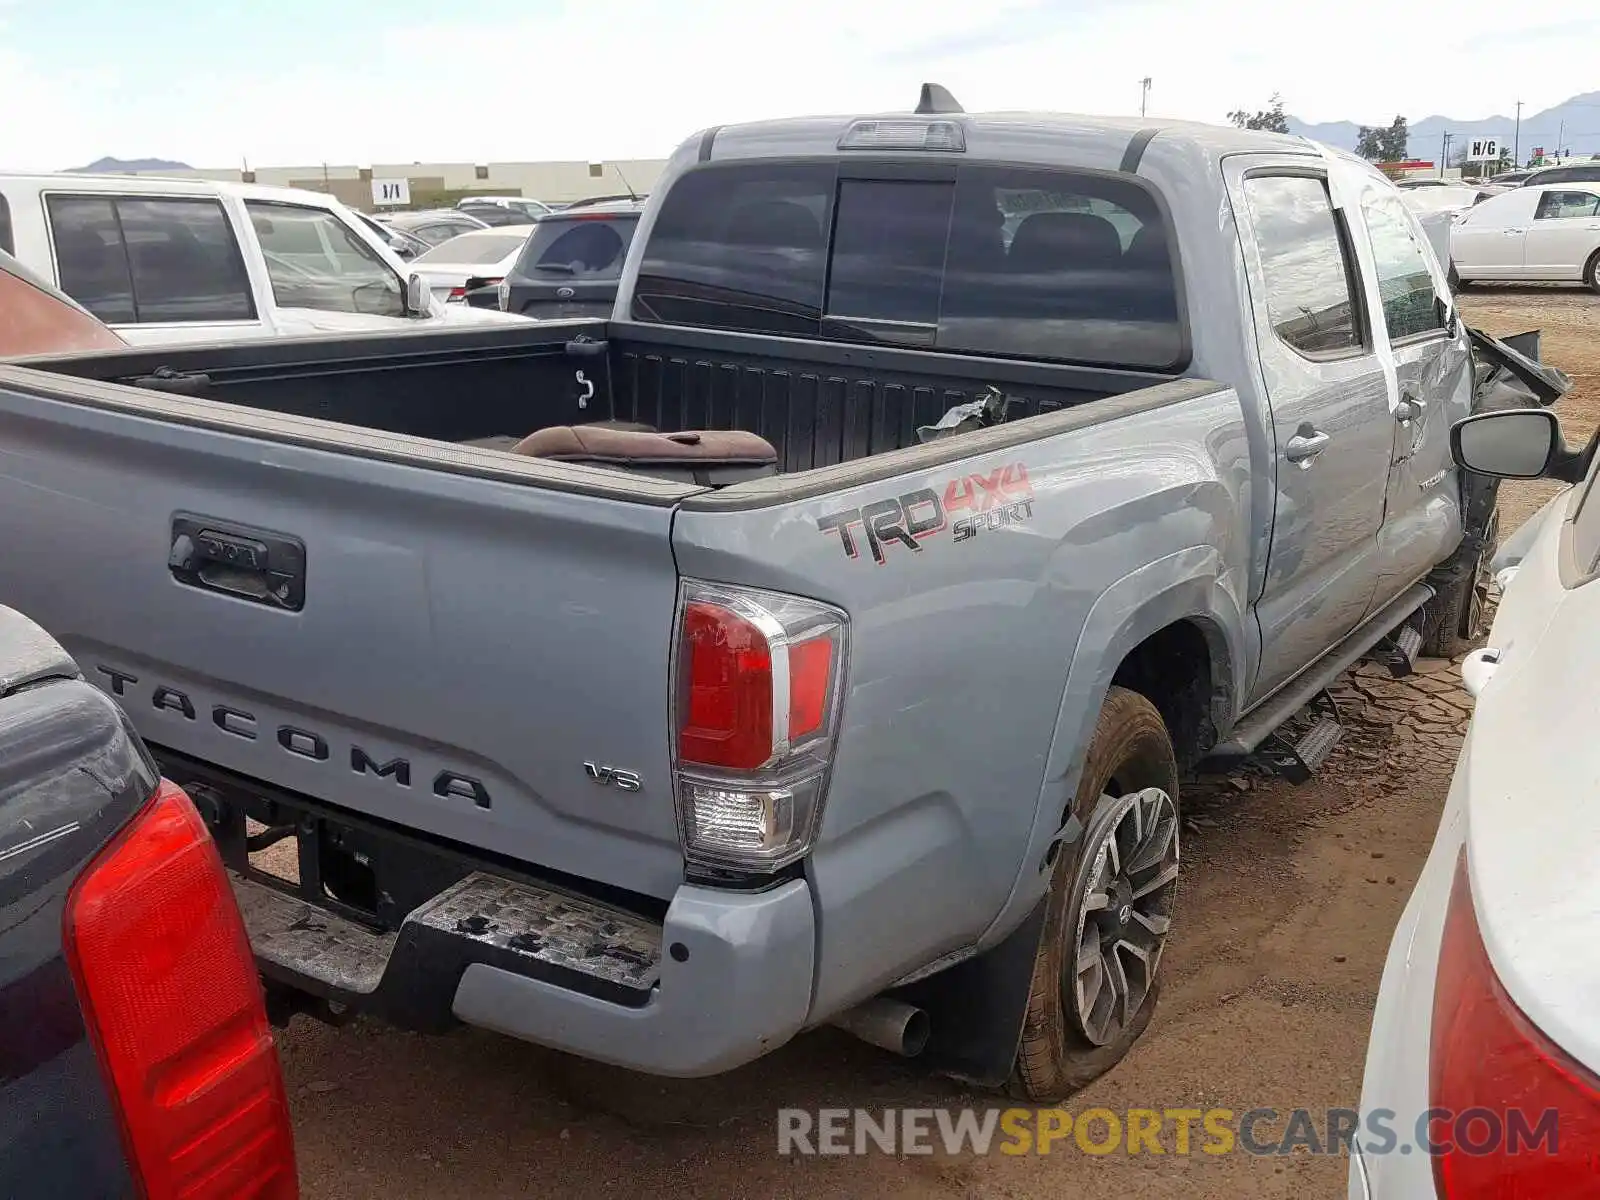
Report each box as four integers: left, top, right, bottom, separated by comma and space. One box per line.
1440, 132, 1451, 179
1139, 77, 1152, 118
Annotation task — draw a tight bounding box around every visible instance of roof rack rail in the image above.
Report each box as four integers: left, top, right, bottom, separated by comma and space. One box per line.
560, 193, 645, 209
915, 83, 964, 115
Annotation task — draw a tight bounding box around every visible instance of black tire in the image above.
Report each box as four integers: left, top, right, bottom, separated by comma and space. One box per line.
1585, 250, 1600, 297
1423, 508, 1499, 658
1010, 686, 1180, 1102
1448, 264, 1470, 292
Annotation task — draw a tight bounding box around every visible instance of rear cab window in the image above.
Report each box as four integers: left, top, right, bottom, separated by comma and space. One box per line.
46, 194, 256, 325
515, 215, 637, 281
631, 161, 1185, 370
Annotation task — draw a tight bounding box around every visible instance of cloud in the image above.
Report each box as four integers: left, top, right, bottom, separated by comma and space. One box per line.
1, 0, 1595, 170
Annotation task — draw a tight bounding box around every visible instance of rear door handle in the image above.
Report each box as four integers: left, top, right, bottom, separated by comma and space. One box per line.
169, 514, 306, 611
1285, 429, 1331, 466
1502, 227, 1527, 236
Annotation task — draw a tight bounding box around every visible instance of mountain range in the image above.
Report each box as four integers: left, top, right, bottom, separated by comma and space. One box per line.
70, 156, 193, 174
1286, 92, 1600, 163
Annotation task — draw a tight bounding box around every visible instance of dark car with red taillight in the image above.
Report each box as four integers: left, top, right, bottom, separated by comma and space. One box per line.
0, 604, 298, 1199
464, 196, 644, 317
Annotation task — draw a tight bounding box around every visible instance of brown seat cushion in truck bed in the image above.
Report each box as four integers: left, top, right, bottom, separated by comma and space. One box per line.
512, 426, 779, 486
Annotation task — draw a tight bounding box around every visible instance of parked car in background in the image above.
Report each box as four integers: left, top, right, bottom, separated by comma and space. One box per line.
1353, 406, 1600, 1198
406, 225, 535, 305
1477, 169, 1534, 196
378, 207, 487, 247
0, 173, 523, 344
456, 195, 552, 224
469, 196, 643, 317
351, 210, 430, 260
1450, 182, 1600, 292
1399, 184, 1487, 216
1518, 162, 1600, 188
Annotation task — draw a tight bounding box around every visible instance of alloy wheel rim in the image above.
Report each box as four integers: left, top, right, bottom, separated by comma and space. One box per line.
1067, 787, 1180, 1047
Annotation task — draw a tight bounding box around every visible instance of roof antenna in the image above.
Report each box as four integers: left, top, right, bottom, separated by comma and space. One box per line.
916, 83, 964, 115
610, 161, 640, 202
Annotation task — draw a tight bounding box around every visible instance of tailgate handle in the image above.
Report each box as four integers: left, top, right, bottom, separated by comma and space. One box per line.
169, 515, 306, 612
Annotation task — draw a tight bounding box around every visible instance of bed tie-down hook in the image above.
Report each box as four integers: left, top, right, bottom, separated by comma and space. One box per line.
575, 370, 595, 410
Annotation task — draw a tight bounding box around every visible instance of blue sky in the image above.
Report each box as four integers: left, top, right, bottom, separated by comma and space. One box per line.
2, 0, 1595, 170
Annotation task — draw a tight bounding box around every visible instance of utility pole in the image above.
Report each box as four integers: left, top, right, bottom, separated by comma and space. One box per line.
1514, 99, 1523, 166
1440, 132, 1451, 179
1557, 119, 1565, 159
1139, 77, 1152, 118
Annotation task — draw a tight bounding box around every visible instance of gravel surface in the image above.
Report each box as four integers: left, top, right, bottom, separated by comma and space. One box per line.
282, 286, 1600, 1198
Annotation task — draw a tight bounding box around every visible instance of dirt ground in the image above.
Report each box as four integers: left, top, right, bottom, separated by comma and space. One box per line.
282, 286, 1600, 1199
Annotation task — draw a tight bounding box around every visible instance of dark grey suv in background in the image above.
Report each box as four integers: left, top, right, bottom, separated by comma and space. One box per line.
465, 196, 643, 317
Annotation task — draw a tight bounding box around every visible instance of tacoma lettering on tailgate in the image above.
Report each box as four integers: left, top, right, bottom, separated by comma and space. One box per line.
94, 665, 493, 809
816, 462, 1035, 564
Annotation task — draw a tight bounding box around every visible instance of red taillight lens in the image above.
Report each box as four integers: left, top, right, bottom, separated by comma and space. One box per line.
446, 286, 466, 301
680, 600, 773, 770
64, 779, 297, 1200
786, 634, 834, 741
1431, 851, 1600, 1196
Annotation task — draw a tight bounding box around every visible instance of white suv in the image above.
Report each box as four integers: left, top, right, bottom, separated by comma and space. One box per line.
0, 173, 523, 346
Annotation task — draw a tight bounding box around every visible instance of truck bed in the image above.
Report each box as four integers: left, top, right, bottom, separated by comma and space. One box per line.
22, 319, 1173, 473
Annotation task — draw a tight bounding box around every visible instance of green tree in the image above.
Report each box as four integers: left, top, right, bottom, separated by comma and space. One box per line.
1227, 93, 1290, 133
1356, 115, 1410, 162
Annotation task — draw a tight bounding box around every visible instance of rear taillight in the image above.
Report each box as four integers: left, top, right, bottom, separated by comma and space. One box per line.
446, 286, 467, 302
1430, 851, 1600, 1196
64, 779, 297, 1200
673, 581, 847, 871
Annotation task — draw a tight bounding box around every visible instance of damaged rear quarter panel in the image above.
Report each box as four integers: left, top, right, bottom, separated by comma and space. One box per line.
669, 384, 1253, 1019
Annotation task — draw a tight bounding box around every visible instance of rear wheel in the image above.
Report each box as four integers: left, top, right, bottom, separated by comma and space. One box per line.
1010, 687, 1180, 1102
1585, 250, 1600, 297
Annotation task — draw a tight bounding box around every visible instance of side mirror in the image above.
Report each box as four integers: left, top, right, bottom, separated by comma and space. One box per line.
404, 273, 430, 318
1450, 409, 1582, 481
388, 235, 416, 260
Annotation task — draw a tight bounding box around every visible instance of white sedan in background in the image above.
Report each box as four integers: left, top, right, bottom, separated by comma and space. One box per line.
406, 226, 537, 306
1352, 405, 1600, 1198
1450, 183, 1600, 292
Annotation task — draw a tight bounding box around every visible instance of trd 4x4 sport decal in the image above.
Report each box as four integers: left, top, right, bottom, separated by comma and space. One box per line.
816, 462, 1035, 565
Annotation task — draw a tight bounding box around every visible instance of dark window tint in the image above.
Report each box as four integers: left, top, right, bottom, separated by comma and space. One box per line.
1534, 190, 1600, 219
48, 194, 253, 324
48, 196, 137, 323
1530, 166, 1600, 185
939, 165, 1181, 366
826, 180, 951, 326
635, 162, 1184, 368
518, 218, 634, 278
1361, 194, 1444, 340
633, 162, 833, 336
0, 192, 12, 256
1242, 176, 1363, 356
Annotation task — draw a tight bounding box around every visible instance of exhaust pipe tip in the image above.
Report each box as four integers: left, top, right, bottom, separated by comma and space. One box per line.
829, 997, 930, 1058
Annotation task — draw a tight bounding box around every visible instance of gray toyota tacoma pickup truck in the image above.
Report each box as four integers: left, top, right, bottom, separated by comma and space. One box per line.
0, 91, 1561, 1101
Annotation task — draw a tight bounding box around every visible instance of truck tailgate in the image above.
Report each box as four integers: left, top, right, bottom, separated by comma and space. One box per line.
0, 373, 689, 901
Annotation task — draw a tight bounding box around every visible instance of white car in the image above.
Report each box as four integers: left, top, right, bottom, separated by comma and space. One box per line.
0, 173, 522, 346
1352, 404, 1600, 1198
1450, 182, 1600, 292
406, 226, 537, 305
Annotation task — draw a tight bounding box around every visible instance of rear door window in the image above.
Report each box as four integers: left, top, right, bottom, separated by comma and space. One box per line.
47, 194, 255, 324
1534, 190, 1600, 220
633, 161, 1184, 369
1241, 175, 1364, 357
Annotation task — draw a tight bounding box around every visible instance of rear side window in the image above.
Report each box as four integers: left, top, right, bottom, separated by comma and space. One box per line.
517, 217, 636, 279
1535, 191, 1600, 220
633, 162, 1184, 369
1361, 194, 1445, 341
1242, 176, 1363, 357
0, 192, 12, 256
47, 194, 255, 324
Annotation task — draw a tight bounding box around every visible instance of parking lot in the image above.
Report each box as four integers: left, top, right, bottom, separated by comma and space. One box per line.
267, 286, 1599, 1199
